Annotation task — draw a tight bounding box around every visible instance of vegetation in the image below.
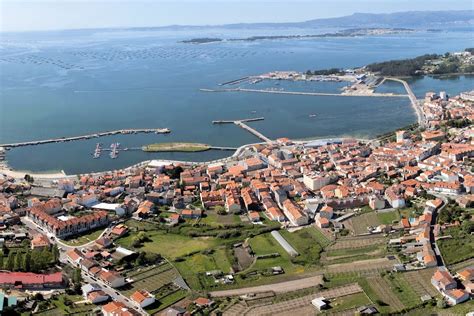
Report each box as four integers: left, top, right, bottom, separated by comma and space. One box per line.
142, 142, 211, 152
305, 68, 344, 76
60, 227, 104, 246
366, 54, 439, 76
0, 245, 59, 273
438, 227, 474, 265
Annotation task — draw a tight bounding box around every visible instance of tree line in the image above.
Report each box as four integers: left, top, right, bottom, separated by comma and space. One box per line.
0, 245, 59, 273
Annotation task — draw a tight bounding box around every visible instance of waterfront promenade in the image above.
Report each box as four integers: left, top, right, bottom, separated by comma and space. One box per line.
0, 128, 170, 149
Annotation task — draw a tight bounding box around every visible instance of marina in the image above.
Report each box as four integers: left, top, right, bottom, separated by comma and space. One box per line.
200, 87, 407, 97
213, 118, 272, 143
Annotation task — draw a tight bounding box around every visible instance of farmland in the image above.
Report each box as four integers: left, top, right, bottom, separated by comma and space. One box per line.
121, 262, 181, 296
438, 226, 474, 265
346, 210, 398, 235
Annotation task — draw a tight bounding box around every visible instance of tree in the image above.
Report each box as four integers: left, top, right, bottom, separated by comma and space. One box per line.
14, 252, 23, 271
52, 245, 60, 263
6, 252, 14, 271
462, 221, 474, 234
23, 251, 31, 272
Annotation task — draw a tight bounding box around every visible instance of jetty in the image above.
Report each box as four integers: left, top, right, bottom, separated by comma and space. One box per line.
201, 87, 407, 97
212, 118, 272, 143
384, 77, 426, 127
0, 128, 170, 149
212, 117, 264, 124
219, 76, 250, 86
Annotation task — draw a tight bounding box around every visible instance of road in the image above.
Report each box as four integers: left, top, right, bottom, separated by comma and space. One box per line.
384, 77, 427, 128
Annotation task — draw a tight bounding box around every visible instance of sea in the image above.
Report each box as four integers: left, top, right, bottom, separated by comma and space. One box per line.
0, 27, 472, 174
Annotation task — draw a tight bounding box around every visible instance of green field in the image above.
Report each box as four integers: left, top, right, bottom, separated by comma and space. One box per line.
122, 263, 180, 296
323, 292, 371, 314
280, 228, 326, 265
142, 142, 211, 152
438, 227, 474, 265
385, 273, 421, 309
116, 230, 219, 259
377, 210, 400, 224
174, 247, 233, 289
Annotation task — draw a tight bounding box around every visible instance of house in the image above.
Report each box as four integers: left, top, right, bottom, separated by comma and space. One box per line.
0, 272, 63, 289
110, 224, 128, 237
102, 301, 133, 316
194, 297, 214, 308
181, 209, 202, 219
431, 267, 457, 291
130, 289, 155, 308
315, 215, 330, 229
444, 289, 469, 305
369, 195, 386, 210
98, 270, 126, 288
95, 237, 112, 248
67, 249, 83, 266
87, 290, 110, 304
456, 267, 474, 282
248, 211, 260, 222
319, 205, 333, 219
164, 306, 187, 316
282, 199, 308, 226
31, 234, 50, 250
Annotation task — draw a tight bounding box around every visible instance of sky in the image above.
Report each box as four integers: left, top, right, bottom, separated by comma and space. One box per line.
0, 0, 472, 32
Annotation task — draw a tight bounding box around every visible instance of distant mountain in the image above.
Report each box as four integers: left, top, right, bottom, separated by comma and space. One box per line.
141, 10, 473, 31
300, 10, 474, 28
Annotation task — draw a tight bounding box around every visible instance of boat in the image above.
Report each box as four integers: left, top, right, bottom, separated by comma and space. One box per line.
309, 114, 317, 118
251, 110, 257, 114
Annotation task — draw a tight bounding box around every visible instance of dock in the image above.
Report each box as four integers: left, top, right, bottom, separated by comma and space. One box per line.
219, 76, 250, 86
0, 128, 171, 149
212, 117, 272, 143
212, 117, 264, 124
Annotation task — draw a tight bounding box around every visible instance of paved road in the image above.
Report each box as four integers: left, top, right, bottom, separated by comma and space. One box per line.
210, 274, 323, 297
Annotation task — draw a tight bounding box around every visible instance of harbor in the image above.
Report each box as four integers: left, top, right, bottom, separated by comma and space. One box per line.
200, 87, 407, 97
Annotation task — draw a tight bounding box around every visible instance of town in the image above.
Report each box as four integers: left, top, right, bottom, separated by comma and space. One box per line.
0, 85, 472, 315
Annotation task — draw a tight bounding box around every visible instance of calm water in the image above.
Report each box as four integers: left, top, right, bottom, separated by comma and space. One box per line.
0, 28, 472, 174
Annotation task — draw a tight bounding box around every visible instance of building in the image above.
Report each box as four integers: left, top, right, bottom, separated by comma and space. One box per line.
27, 207, 109, 239
31, 234, 50, 250
282, 199, 308, 226
102, 301, 133, 316
431, 267, 457, 292
0, 272, 63, 289
130, 289, 155, 308
98, 270, 126, 288
444, 289, 469, 305
311, 297, 327, 311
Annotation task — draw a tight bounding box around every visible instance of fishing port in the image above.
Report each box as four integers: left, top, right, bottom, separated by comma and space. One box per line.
212, 117, 272, 143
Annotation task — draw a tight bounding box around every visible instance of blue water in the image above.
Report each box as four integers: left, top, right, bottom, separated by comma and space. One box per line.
0, 28, 472, 174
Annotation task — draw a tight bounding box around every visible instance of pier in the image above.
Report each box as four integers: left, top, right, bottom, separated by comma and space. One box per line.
212, 117, 272, 143
212, 117, 264, 124
219, 76, 250, 86
0, 128, 170, 149
201, 87, 407, 98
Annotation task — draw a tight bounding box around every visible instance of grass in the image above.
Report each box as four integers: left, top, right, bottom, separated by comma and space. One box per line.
174, 247, 233, 290
385, 273, 421, 309
142, 142, 211, 152
438, 227, 474, 265
349, 212, 381, 235
116, 230, 219, 259
324, 292, 371, 314
121, 264, 179, 296
49, 294, 97, 315
145, 289, 188, 315
377, 210, 400, 224
60, 227, 104, 246
279, 228, 324, 265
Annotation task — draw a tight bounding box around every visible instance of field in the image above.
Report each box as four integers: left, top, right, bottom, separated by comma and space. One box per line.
347, 212, 380, 235
401, 268, 439, 298
377, 210, 400, 224
384, 273, 421, 310
142, 142, 211, 152
116, 230, 219, 259
438, 227, 474, 265
174, 246, 233, 290
279, 227, 328, 265
121, 263, 180, 296
35, 295, 97, 316
326, 235, 386, 250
